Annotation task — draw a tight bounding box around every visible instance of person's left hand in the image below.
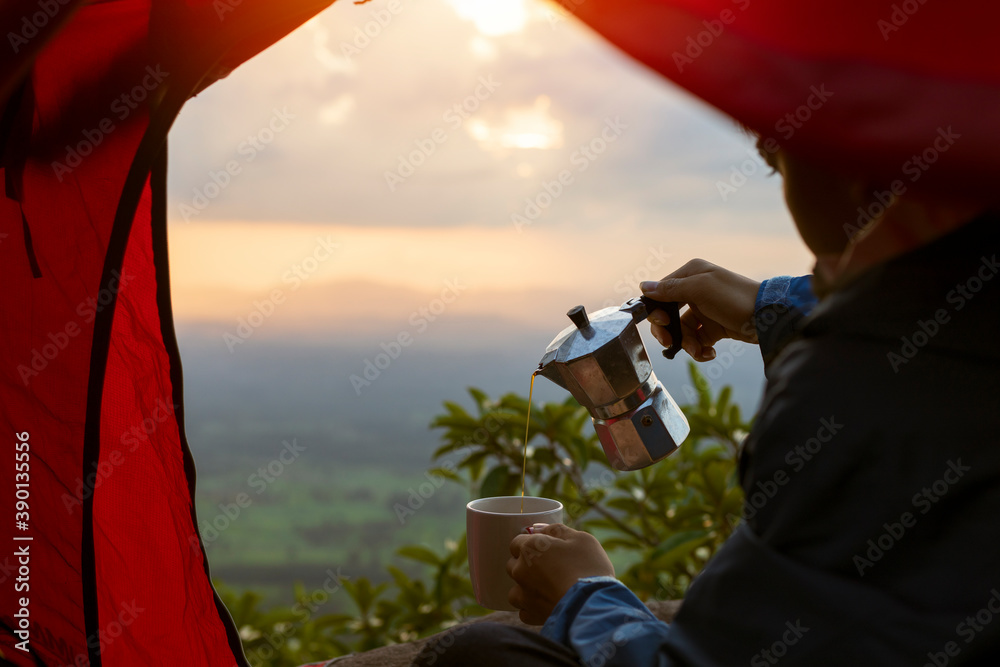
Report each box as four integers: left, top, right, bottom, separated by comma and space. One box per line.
506, 523, 615, 625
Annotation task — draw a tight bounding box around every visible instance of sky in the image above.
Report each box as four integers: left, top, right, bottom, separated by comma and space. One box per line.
165, 0, 815, 346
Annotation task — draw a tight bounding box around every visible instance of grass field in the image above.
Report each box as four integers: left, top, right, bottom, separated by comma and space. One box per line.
181, 335, 766, 611
198, 461, 467, 610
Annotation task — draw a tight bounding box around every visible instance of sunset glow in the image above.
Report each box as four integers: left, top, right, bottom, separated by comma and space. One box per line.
167, 220, 811, 331
447, 0, 529, 36
468, 95, 564, 151
167, 0, 809, 340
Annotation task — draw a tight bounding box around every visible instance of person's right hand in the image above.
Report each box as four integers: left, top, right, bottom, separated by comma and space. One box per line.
640, 259, 761, 362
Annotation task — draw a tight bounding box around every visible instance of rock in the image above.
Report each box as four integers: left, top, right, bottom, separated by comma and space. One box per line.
319, 600, 682, 667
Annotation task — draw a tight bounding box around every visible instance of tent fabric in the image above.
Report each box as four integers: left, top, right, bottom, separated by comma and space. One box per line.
557, 0, 1000, 201
0, 0, 88, 106
2, 0, 997, 666
1, 1, 332, 665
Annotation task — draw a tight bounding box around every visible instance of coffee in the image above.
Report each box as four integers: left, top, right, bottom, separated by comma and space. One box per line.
520, 370, 538, 512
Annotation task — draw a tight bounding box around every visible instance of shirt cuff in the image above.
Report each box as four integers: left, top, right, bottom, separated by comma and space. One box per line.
755, 275, 817, 315
540, 576, 659, 644
753, 276, 816, 369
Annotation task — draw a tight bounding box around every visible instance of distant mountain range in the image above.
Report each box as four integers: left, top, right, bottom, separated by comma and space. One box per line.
176, 311, 767, 474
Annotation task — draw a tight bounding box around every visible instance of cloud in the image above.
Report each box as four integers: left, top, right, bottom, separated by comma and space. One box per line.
318, 93, 356, 125
304, 19, 358, 75
466, 94, 563, 153
166, 0, 796, 241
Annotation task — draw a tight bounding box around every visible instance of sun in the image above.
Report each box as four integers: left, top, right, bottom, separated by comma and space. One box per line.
447, 0, 528, 36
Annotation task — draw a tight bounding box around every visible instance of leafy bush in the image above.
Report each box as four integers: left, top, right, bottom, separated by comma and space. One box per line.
218, 363, 749, 666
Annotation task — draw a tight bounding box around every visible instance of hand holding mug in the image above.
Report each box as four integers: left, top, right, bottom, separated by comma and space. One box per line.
506, 523, 615, 625
466, 497, 563, 611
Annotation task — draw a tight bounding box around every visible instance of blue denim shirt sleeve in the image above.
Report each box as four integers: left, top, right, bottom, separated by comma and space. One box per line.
540, 577, 671, 666
754, 275, 816, 315
754, 276, 817, 368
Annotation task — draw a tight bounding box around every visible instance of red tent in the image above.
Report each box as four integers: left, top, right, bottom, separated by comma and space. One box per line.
1, 2, 332, 665
554, 0, 1000, 199
2, 0, 997, 665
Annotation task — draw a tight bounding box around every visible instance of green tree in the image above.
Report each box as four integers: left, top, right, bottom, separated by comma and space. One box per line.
218, 363, 749, 665
429, 362, 748, 600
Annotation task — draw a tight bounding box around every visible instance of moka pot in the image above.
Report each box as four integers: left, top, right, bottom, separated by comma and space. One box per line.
536, 297, 690, 471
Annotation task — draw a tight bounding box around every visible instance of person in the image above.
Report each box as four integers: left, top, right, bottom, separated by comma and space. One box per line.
411, 138, 1000, 665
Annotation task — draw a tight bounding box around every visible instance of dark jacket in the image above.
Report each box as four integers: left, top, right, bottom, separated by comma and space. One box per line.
669, 210, 1000, 665
543, 211, 1000, 666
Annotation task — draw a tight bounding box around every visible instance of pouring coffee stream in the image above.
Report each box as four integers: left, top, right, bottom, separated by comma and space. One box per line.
520, 371, 537, 513
530, 296, 690, 474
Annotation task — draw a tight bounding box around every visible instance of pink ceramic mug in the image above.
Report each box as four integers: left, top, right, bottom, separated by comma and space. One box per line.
466, 496, 563, 611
